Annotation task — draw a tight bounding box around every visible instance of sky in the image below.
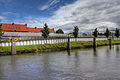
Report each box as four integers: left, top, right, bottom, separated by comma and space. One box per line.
0, 0, 120, 33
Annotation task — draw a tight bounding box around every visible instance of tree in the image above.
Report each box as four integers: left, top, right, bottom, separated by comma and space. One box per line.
56, 29, 64, 34
42, 23, 50, 38
73, 26, 79, 38
105, 28, 110, 38
0, 24, 3, 38
92, 28, 98, 37
115, 28, 119, 38
98, 32, 104, 36
82, 33, 87, 36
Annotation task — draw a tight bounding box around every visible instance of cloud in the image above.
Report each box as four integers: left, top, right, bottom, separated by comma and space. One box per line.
44, 0, 120, 32
40, 5, 49, 11
39, 0, 60, 10
0, 16, 6, 19
0, 16, 7, 22
3, 0, 120, 33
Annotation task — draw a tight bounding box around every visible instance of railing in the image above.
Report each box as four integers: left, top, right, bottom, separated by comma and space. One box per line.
0, 37, 107, 46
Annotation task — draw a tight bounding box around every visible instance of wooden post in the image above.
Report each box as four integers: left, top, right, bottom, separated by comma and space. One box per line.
11, 38, 16, 55
93, 37, 96, 49
67, 36, 71, 50
109, 38, 112, 46
109, 38, 112, 49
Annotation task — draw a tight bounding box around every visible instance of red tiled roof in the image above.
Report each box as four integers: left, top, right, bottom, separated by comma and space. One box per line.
49, 29, 55, 32
0, 23, 55, 33
27, 27, 43, 32
0, 23, 28, 32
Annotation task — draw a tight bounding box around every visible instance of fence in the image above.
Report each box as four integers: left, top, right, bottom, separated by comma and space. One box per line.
0, 37, 107, 46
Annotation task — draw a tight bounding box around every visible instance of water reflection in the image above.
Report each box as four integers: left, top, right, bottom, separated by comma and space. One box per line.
67, 50, 71, 56
116, 45, 120, 58
74, 51, 80, 68
116, 45, 119, 53
0, 45, 120, 80
42, 53, 54, 80
11, 55, 17, 68
75, 51, 78, 57
106, 47, 111, 57
93, 48, 97, 56
0, 63, 4, 79
109, 45, 112, 50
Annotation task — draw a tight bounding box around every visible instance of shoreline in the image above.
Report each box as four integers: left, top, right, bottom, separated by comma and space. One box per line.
0, 39, 120, 55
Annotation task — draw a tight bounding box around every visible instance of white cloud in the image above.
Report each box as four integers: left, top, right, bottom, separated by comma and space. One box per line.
3, 0, 120, 33
0, 16, 6, 19
45, 0, 120, 32
39, 0, 60, 10
40, 5, 49, 11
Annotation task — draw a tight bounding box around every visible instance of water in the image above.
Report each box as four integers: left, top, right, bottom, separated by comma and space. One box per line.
0, 45, 120, 80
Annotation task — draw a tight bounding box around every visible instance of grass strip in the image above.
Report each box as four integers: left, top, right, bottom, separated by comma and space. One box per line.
0, 39, 120, 54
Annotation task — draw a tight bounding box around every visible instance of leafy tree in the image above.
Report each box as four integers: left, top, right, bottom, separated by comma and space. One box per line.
82, 33, 87, 36
92, 28, 98, 37
0, 24, 3, 38
56, 29, 64, 34
98, 32, 104, 35
105, 28, 110, 38
115, 28, 119, 38
73, 26, 79, 38
42, 23, 50, 38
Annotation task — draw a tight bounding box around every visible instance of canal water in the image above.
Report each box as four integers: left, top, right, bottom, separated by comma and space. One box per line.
0, 45, 120, 80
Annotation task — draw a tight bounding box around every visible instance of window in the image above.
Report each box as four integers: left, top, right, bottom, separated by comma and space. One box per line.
19, 27, 20, 29
11, 27, 13, 29
8, 27, 10, 29
16, 27, 17, 29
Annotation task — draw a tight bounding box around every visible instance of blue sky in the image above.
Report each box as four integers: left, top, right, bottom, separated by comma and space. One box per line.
0, 0, 76, 19
0, 0, 76, 22
0, 0, 120, 32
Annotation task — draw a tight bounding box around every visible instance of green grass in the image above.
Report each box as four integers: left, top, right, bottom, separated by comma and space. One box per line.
0, 39, 120, 54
